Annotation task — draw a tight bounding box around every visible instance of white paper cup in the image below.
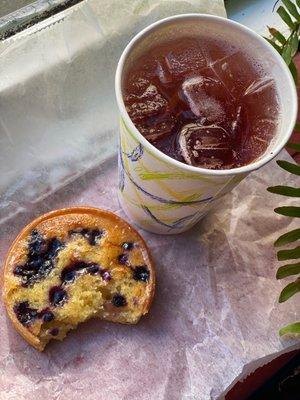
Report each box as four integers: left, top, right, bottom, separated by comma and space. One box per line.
115, 14, 297, 234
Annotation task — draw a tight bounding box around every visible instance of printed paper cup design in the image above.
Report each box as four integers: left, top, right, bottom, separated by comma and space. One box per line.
115, 14, 297, 234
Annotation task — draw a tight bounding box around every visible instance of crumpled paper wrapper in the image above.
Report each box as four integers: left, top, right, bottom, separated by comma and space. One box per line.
0, 1, 299, 399
0, 0, 225, 223
0, 151, 299, 400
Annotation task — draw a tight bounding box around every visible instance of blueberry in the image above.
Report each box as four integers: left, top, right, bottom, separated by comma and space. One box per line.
14, 264, 35, 277
14, 301, 38, 325
28, 230, 46, 258
40, 259, 53, 271
27, 258, 44, 271
101, 270, 111, 282
118, 254, 128, 265
87, 264, 100, 275
14, 231, 64, 287
49, 328, 59, 336
122, 242, 134, 251
14, 265, 24, 275
87, 229, 103, 246
74, 261, 88, 270
112, 294, 127, 307
132, 266, 150, 282
39, 309, 55, 322
46, 238, 64, 258
68, 229, 79, 236
49, 287, 67, 306
61, 261, 100, 283
69, 228, 103, 246
61, 269, 76, 283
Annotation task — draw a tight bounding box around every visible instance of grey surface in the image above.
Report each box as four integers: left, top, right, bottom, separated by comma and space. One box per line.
0, 0, 35, 18
0, 0, 82, 40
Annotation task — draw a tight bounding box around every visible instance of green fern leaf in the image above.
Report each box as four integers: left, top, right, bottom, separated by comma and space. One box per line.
277, 160, 300, 175
267, 186, 300, 196
279, 322, 300, 336
277, 6, 297, 29
294, 122, 300, 132
268, 26, 287, 44
279, 279, 300, 302
275, 228, 300, 247
274, 206, 300, 217
265, 37, 283, 54
289, 60, 298, 84
290, 31, 299, 56
277, 262, 300, 279
282, 43, 293, 64
277, 246, 300, 261
282, 0, 300, 21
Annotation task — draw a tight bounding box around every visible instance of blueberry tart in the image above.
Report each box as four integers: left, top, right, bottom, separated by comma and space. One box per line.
3, 207, 155, 351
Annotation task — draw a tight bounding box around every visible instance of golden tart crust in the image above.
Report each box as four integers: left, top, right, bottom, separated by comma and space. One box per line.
3, 207, 155, 351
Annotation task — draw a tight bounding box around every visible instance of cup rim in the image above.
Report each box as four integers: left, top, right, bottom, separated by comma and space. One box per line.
115, 13, 298, 176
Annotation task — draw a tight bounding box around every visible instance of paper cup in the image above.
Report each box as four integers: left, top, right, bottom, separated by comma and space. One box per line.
115, 14, 297, 234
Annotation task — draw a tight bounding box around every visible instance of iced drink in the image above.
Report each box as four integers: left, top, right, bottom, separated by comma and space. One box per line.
123, 36, 280, 170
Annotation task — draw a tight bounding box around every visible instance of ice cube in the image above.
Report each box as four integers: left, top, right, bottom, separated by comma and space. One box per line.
164, 38, 207, 79
156, 59, 173, 85
178, 123, 234, 169
231, 104, 249, 147
243, 76, 278, 120
124, 77, 176, 141
125, 76, 152, 97
181, 65, 237, 126
244, 76, 274, 96
212, 52, 258, 99
137, 113, 176, 142
236, 116, 278, 166
182, 76, 225, 123
125, 79, 168, 122
202, 37, 237, 64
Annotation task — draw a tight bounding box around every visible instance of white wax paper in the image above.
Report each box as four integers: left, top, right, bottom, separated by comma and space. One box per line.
0, 1, 299, 399
0, 151, 299, 400
0, 0, 225, 223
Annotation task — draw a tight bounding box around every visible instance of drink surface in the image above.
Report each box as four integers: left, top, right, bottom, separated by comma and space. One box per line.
123, 36, 280, 170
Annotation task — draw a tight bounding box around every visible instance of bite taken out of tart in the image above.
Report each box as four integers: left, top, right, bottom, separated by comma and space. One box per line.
2, 207, 155, 351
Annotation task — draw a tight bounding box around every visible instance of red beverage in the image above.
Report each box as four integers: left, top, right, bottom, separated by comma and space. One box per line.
123, 36, 280, 169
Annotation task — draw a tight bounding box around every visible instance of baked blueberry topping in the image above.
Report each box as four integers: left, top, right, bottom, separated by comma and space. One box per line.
112, 294, 127, 307
122, 242, 134, 251
61, 261, 100, 283
132, 266, 150, 282
39, 309, 55, 322
62, 270, 76, 283
13, 230, 64, 287
28, 230, 47, 258
49, 287, 67, 307
69, 228, 104, 245
47, 238, 64, 259
14, 301, 38, 326
87, 229, 103, 246
49, 328, 59, 336
118, 254, 128, 265
101, 270, 111, 282
87, 264, 100, 274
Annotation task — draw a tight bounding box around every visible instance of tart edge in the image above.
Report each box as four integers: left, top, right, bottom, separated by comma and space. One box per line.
2, 206, 156, 351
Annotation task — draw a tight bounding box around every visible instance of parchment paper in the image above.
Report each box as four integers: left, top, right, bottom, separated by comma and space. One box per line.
0, 1, 299, 399
0, 0, 225, 223
0, 150, 299, 400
